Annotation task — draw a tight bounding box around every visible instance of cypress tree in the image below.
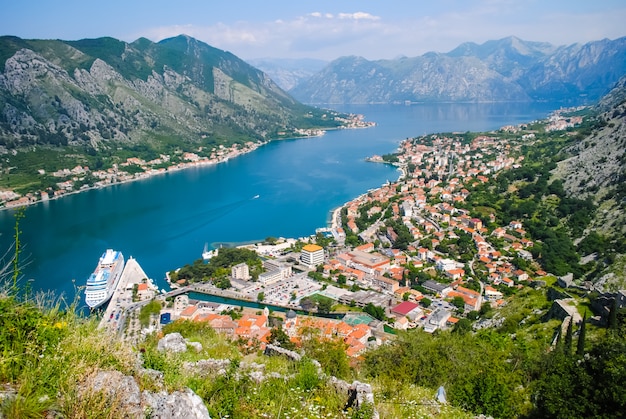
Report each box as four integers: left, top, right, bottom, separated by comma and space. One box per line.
608, 297, 618, 329
577, 313, 587, 356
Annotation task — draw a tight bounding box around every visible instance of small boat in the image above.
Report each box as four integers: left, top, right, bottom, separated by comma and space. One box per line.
253, 194, 260, 199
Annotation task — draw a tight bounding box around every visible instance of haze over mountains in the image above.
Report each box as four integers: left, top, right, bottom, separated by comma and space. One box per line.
279, 36, 626, 104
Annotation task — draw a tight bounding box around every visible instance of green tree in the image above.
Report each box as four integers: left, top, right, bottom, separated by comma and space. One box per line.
364, 303, 386, 321
453, 318, 472, 335
420, 297, 432, 308
317, 297, 333, 314
337, 274, 347, 285
300, 329, 350, 379
577, 314, 587, 356
268, 327, 295, 350
215, 277, 231, 289
452, 296, 466, 310
257, 292, 265, 302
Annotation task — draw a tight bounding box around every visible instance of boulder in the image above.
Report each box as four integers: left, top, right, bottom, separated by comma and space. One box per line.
142, 388, 211, 419
157, 332, 187, 353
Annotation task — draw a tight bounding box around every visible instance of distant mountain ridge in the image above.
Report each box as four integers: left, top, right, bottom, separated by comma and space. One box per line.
247, 57, 328, 91
0, 34, 340, 152
289, 36, 626, 104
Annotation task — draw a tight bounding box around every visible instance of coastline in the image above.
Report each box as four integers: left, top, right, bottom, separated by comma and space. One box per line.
326, 159, 406, 231
0, 141, 266, 212
2, 115, 376, 212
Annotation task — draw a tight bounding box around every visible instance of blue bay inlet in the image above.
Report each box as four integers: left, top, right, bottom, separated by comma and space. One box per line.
0, 102, 565, 305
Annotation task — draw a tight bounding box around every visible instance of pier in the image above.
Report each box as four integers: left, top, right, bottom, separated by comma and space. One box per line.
99, 257, 156, 333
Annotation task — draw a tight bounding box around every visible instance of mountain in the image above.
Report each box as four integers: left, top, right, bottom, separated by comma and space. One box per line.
0, 35, 342, 153
550, 76, 626, 290
289, 36, 626, 104
290, 53, 530, 104
246, 57, 328, 91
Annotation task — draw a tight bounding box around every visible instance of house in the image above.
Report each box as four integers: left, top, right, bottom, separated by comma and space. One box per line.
422, 280, 452, 297
484, 286, 503, 302
390, 301, 423, 321
515, 270, 529, 282
179, 304, 200, 320
424, 309, 451, 333
394, 316, 410, 330
445, 268, 465, 280
501, 277, 514, 287
370, 276, 400, 293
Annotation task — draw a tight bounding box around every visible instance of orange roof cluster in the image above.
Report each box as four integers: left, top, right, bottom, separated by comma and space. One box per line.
296, 317, 372, 357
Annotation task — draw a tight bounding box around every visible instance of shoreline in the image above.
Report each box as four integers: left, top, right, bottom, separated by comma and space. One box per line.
2, 116, 376, 212
0, 141, 266, 212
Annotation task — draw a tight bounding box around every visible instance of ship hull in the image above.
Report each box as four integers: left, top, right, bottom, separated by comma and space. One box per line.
84, 249, 125, 310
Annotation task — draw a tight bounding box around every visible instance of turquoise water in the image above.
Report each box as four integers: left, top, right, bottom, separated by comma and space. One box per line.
0, 102, 564, 305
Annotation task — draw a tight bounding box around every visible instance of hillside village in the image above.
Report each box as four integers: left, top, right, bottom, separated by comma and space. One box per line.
113, 109, 614, 360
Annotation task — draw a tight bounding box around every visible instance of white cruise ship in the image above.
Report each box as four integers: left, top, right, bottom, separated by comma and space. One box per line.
84, 249, 125, 309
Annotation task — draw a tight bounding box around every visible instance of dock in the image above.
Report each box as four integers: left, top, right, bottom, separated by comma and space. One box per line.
99, 256, 157, 333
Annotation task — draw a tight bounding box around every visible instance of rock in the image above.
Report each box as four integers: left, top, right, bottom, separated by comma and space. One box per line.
80, 370, 143, 417
142, 388, 211, 419
79, 369, 210, 418
248, 370, 265, 383
157, 332, 188, 353
187, 341, 203, 353
339, 379, 380, 419
264, 343, 302, 361
182, 358, 231, 377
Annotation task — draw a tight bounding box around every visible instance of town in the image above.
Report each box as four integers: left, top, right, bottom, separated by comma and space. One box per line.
98, 109, 597, 360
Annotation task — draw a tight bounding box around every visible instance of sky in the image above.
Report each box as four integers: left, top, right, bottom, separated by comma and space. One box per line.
1, 0, 625, 61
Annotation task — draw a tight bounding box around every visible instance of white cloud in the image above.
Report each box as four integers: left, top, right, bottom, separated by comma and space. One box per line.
337, 12, 380, 20
130, 6, 626, 61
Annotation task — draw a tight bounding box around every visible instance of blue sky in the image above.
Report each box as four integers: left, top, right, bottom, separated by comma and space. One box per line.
1, 0, 625, 61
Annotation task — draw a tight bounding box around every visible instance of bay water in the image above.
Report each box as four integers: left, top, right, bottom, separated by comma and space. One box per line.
0, 102, 563, 304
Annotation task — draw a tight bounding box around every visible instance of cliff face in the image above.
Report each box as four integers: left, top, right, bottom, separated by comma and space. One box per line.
0, 35, 323, 151
551, 76, 626, 290
290, 36, 626, 104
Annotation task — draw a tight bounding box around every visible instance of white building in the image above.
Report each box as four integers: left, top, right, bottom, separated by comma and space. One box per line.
231, 263, 250, 280
301, 244, 324, 267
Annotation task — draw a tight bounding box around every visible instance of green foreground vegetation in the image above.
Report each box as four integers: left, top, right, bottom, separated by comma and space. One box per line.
2, 280, 626, 418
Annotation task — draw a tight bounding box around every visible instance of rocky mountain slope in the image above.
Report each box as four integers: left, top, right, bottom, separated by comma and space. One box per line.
290, 36, 626, 104
0, 35, 340, 152
552, 76, 626, 290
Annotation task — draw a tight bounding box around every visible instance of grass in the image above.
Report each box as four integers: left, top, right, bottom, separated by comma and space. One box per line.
0, 291, 466, 419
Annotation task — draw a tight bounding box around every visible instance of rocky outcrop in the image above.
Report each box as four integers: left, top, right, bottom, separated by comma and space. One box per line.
263, 343, 303, 361
80, 370, 211, 419
182, 358, 231, 377
157, 332, 203, 353
142, 388, 210, 419
329, 377, 380, 419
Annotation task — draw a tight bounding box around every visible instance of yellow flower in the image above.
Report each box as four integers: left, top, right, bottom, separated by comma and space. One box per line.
53, 321, 67, 329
